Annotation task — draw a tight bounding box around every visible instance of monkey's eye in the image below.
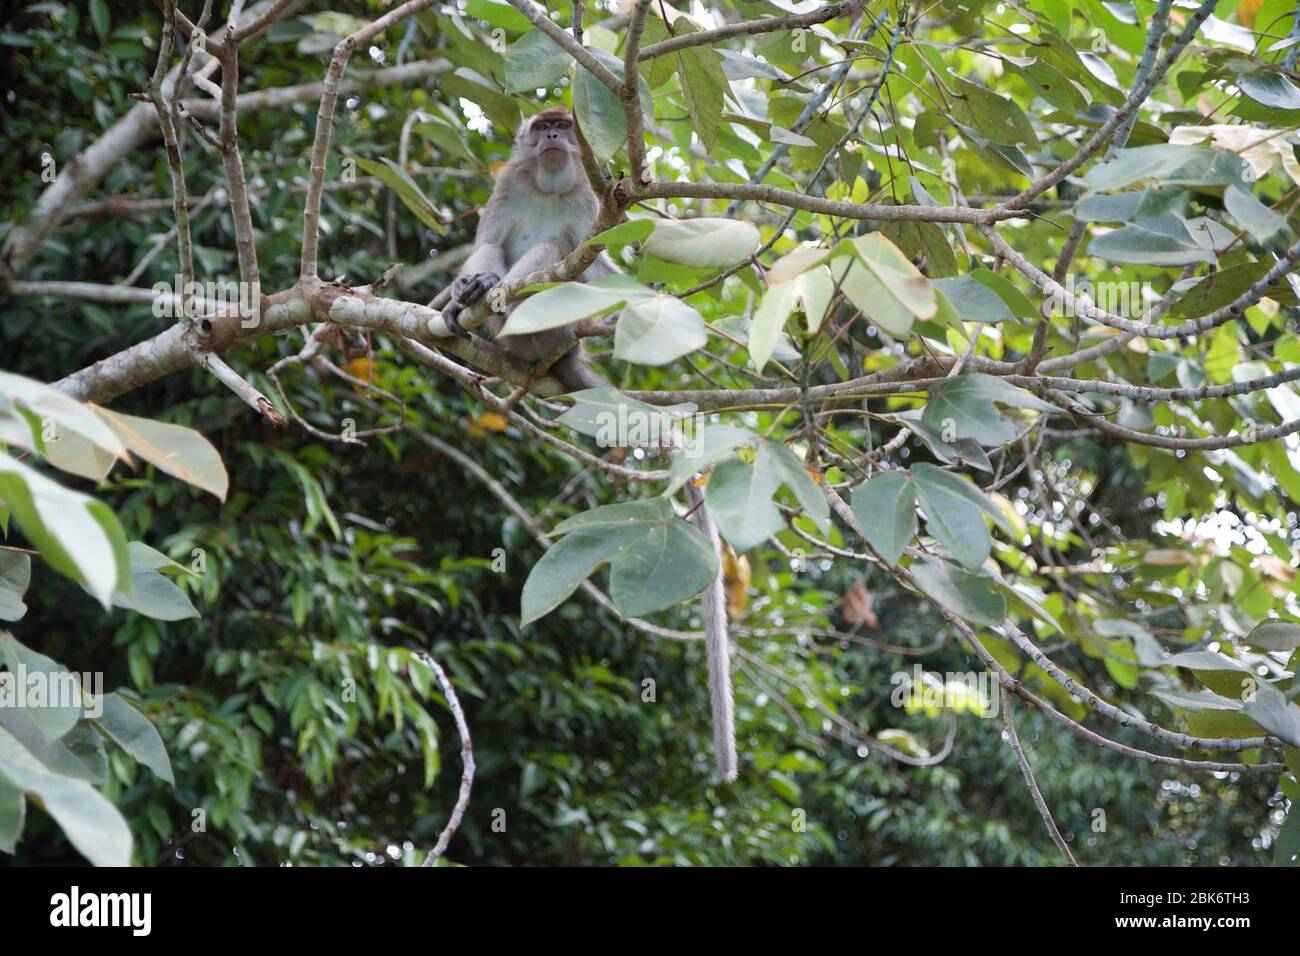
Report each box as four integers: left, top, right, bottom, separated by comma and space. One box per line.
535, 121, 551, 130
555, 120, 572, 130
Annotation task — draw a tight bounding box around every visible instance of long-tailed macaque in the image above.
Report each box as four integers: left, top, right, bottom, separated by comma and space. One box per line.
441, 107, 616, 392
442, 107, 739, 780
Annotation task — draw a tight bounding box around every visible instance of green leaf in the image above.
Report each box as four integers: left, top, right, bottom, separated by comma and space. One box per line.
922, 374, 1054, 446
523, 498, 716, 623
0, 370, 125, 481
0, 551, 30, 622
0, 725, 131, 867
1241, 681, 1300, 746
666, 425, 756, 495
893, 410, 992, 472
112, 567, 198, 621
96, 406, 228, 501
704, 456, 784, 553
613, 294, 708, 365
757, 439, 828, 530
0, 775, 23, 853
571, 47, 654, 163
910, 463, 998, 570
673, 19, 729, 152
640, 218, 761, 269
931, 275, 1014, 325
1245, 620, 1300, 652
586, 219, 655, 247
1083, 144, 1247, 192
92, 693, 174, 784
608, 518, 718, 617
749, 266, 834, 371
522, 524, 651, 625
850, 471, 917, 566
555, 387, 696, 446
833, 234, 937, 338
950, 74, 1038, 146
1237, 72, 1300, 110
501, 275, 656, 336
0, 454, 130, 607
1087, 217, 1219, 267
465, 0, 533, 32
1224, 184, 1286, 242
909, 557, 1007, 627
352, 157, 447, 234
0, 633, 84, 741
88, 0, 109, 41
504, 28, 571, 92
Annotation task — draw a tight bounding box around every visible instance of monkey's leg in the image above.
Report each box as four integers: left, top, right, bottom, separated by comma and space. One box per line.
686, 481, 739, 781
494, 241, 570, 361
549, 346, 609, 392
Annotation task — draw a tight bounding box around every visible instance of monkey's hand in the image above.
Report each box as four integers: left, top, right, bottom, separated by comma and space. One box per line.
441, 272, 500, 340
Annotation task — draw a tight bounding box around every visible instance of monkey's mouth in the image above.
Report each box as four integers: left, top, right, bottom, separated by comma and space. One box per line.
541, 144, 567, 155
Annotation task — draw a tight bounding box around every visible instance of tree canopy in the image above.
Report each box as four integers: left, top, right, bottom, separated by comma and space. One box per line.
0, 0, 1298, 867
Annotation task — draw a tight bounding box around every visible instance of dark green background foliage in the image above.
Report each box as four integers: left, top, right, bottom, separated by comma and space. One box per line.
0, 0, 1292, 865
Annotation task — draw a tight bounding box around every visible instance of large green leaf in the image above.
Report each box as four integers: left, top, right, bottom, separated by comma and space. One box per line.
97, 406, 228, 501
0, 632, 87, 742
749, 266, 835, 372
1241, 682, 1300, 747
909, 557, 1007, 627
704, 438, 827, 551
504, 28, 571, 92
705, 456, 784, 552
501, 275, 656, 337
1083, 144, 1247, 191
833, 234, 937, 338
850, 471, 916, 566
950, 74, 1038, 146
555, 387, 695, 448
931, 275, 1014, 325
756, 440, 828, 531
0, 455, 129, 607
1245, 620, 1300, 652
613, 294, 707, 365
608, 518, 718, 617
352, 157, 448, 235
0, 551, 30, 622
92, 693, 174, 785
641, 218, 761, 269
521, 498, 716, 623
571, 47, 654, 163
1087, 216, 1219, 267
0, 371, 125, 481
666, 425, 756, 495
0, 725, 131, 867
922, 374, 1055, 446
672, 19, 729, 152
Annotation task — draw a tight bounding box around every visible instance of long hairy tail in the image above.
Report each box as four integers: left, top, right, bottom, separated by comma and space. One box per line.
686, 481, 739, 781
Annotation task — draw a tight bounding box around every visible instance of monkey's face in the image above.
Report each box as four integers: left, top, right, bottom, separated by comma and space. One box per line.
523, 112, 579, 173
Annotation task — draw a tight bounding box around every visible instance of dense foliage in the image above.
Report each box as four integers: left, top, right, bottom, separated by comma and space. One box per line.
1, 0, 1298, 866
